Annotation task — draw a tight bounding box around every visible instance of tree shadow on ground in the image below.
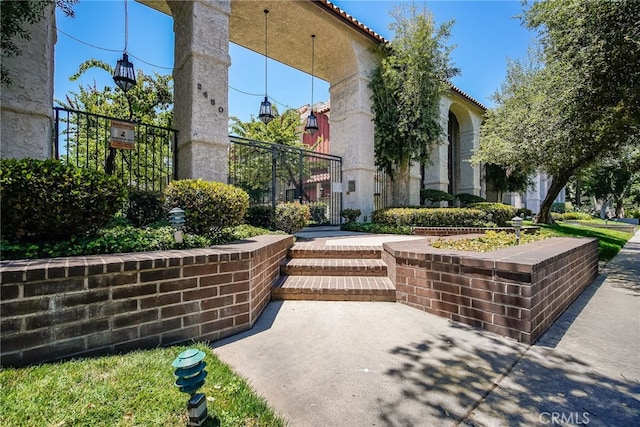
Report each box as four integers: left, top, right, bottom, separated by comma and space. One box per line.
378, 322, 639, 426
601, 239, 640, 294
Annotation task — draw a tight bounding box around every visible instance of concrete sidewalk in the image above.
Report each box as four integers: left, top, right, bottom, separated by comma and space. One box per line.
212, 231, 640, 426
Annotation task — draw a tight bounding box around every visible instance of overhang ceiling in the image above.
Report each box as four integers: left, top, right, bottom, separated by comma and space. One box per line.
137, 0, 381, 83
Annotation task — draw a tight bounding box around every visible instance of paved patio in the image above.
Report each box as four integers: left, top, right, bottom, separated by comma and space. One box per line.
212, 230, 640, 426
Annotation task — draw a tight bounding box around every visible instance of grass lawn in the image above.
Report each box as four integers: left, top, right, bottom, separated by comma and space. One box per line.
537, 223, 634, 261
0, 343, 285, 427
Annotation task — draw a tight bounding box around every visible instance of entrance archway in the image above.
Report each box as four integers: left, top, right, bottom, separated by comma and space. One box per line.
447, 111, 461, 195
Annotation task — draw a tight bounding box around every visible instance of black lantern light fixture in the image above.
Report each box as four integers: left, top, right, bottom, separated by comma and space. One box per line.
304, 34, 318, 135
258, 9, 274, 124
113, 0, 136, 93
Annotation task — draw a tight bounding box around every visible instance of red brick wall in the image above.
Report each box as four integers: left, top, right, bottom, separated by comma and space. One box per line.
385, 237, 598, 343
0, 235, 292, 367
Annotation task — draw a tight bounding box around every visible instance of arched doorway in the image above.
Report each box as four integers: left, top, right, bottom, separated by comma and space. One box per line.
448, 110, 461, 196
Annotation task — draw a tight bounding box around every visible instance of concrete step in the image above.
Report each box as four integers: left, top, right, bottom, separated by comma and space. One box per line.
271, 275, 396, 301
280, 258, 388, 277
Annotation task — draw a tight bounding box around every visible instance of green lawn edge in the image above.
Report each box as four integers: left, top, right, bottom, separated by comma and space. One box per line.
0, 342, 286, 427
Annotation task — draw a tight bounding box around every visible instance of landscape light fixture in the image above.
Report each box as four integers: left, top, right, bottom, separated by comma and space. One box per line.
169, 207, 185, 244
304, 34, 319, 135
258, 9, 274, 124
512, 215, 523, 244
113, 0, 136, 93
172, 349, 209, 427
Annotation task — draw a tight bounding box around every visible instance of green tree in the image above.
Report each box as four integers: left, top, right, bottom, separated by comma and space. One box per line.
484, 163, 533, 203
581, 147, 640, 218
57, 59, 174, 190
1, 0, 77, 84
474, 0, 640, 224
229, 107, 310, 204
369, 3, 458, 206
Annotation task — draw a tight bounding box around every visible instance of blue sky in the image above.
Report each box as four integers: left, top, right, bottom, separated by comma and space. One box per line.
54, 0, 534, 123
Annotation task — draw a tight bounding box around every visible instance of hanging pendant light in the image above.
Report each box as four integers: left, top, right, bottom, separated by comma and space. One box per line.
113, 0, 136, 93
305, 34, 318, 135
258, 9, 274, 124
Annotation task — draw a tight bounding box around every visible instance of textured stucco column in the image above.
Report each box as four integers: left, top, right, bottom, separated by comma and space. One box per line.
423, 98, 452, 194
329, 71, 376, 219
169, 0, 230, 182
459, 114, 482, 195
1, 4, 55, 160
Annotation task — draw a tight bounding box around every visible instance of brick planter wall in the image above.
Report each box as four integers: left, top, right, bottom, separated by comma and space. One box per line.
384, 237, 598, 344
0, 235, 292, 367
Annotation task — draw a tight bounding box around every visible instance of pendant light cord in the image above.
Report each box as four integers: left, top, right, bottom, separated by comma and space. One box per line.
311, 34, 315, 109
264, 9, 269, 99
124, 0, 129, 53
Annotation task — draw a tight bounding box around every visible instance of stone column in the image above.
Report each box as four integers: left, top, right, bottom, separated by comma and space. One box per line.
423, 98, 452, 194
1, 4, 55, 160
329, 71, 377, 219
169, 0, 230, 182
459, 115, 482, 195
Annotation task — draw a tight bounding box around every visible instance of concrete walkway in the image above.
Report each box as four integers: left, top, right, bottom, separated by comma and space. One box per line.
213, 230, 640, 426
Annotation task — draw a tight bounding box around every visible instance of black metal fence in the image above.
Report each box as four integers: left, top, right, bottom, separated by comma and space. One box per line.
54, 107, 177, 191
228, 136, 343, 225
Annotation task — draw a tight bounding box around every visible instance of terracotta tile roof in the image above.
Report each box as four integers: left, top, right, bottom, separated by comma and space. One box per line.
311, 0, 389, 44
311, 0, 488, 112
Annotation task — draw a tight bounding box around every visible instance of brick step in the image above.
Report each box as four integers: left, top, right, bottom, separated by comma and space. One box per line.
271, 275, 396, 301
281, 258, 388, 277
288, 245, 382, 259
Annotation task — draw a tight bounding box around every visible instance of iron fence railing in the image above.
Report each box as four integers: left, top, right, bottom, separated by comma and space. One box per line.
53, 107, 177, 191
228, 136, 343, 225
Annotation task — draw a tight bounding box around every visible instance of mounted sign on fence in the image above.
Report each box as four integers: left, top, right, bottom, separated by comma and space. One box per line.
110, 120, 136, 150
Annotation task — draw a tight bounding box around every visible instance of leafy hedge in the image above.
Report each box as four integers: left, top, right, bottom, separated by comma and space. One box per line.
0, 158, 127, 242
309, 202, 328, 224
0, 225, 211, 260
341, 222, 412, 235
455, 193, 486, 207
245, 205, 275, 229
372, 207, 488, 227
469, 202, 517, 226
420, 189, 454, 205
340, 208, 361, 224
164, 179, 249, 238
273, 202, 310, 234
125, 189, 165, 227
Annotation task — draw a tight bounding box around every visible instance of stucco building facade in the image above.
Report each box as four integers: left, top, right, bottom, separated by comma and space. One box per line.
2, 0, 489, 218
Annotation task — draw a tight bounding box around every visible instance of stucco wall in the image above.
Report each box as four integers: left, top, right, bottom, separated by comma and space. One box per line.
0, 4, 56, 160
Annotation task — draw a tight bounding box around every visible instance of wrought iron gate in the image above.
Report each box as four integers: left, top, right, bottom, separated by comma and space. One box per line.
228, 136, 343, 225
54, 107, 177, 191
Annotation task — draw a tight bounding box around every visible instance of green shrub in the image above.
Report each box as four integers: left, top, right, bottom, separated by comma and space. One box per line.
372, 207, 488, 227
517, 207, 533, 218
469, 202, 517, 226
0, 158, 127, 242
273, 202, 310, 234
629, 208, 640, 219
561, 212, 594, 221
164, 179, 249, 238
340, 208, 361, 224
551, 202, 574, 214
0, 225, 210, 260
455, 193, 486, 207
420, 188, 454, 205
309, 202, 328, 224
245, 205, 275, 229
551, 212, 563, 220
341, 222, 412, 235
125, 189, 164, 227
